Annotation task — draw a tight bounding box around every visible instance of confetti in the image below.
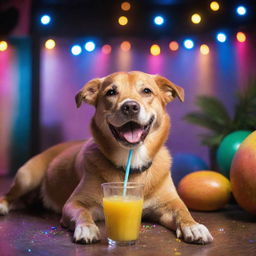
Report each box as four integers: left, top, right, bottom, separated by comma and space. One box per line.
175, 238, 181, 243
218, 228, 225, 232
174, 252, 181, 255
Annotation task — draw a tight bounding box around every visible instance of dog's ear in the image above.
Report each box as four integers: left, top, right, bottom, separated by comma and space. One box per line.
154, 75, 184, 103
75, 78, 102, 107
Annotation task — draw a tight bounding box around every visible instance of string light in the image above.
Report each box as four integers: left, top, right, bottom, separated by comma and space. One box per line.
120, 41, 131, 51
71, 45, 82, 55
84, 41, 96, 52
118, 16, 128, 26
154, 16, 165, 26
101, 44, 112, 54
0, 41, 8, 51
121, 2, 131, 11
191, 13, 201, 24
41, 15, 51, 25
210, 1, 220, 11
169, 41, 179, 51
183, 39, 194, 49
236, 6, 247, 16
150, 44, 161, 56
216, 32, 227, 43
200, 44, 210, 55
45, 39, 56, 50
236, 32, 246, 43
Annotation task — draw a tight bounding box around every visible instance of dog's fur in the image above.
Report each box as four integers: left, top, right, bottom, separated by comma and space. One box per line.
0, 71, 213, 244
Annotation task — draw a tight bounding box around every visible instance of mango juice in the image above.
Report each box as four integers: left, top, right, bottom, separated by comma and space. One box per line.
103, 196, 143, 241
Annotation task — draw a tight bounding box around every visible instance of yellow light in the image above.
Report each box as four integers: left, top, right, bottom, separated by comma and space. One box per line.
102, 44, 112, 54
200, 44, 210, 55
210, 1, 220, 11
121, 2, 131, 11
150, 44, 161, 56
236, 32, 246, 43
118, 16, 128, 26
45, 39, 56, 50
120, 41, 131, 51
169, 41, 179, 51
191, 13, 201, 24
0, 41, 8, 51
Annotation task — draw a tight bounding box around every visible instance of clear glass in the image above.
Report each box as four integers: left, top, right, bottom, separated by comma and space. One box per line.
102, 182, 144, 246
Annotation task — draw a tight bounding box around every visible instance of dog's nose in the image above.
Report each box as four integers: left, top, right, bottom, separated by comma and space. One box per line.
121, 101, 140, 116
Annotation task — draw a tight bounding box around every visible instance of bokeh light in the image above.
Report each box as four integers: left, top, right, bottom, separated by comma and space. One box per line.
216, 32, 227, 43
150, 44, 161, 56
154, 15, 165, 26
169, 41, 179, 51
236, 6, 247, 16
84, 41, 96, 52
101, 44, 112, 54
210, 1, 220, 11
183, 39, 194, 49
120, 41, 131, 51
191, 13, 201, 24
118, 16, 128, 26
41, 14, 51, 25
0, 41, 8, 51
200, 44, 210, 55
71, 45, 82, 56
236, 32, 246, 43
45, 39, 56, 50
121, 2, 131, 11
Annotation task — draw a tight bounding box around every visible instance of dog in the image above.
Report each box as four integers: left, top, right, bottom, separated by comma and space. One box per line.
0, 71, 213, 244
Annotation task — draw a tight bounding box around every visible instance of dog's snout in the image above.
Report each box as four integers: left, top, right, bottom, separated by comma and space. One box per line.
121, 101, 140, 116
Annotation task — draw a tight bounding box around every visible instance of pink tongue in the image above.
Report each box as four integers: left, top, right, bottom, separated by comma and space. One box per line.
121, 128, 143, 143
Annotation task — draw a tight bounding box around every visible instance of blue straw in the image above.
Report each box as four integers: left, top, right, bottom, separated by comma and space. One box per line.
123, 149, 134, 197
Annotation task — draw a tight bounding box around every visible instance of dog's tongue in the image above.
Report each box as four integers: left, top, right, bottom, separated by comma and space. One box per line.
120, 123, 143, 143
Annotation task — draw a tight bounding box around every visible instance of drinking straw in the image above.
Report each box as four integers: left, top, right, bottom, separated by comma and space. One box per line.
123, 149, 134, 197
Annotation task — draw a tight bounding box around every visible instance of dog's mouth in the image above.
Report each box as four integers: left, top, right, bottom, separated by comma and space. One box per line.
108, 116, 154, 146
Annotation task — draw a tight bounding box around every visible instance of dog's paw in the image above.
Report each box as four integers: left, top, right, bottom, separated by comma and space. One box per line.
73, 223, 100, 244
0, 198, 9, 215
176, 223, 213, 244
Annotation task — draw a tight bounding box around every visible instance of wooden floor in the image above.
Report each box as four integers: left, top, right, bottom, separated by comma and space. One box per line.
0, 177, 256, 256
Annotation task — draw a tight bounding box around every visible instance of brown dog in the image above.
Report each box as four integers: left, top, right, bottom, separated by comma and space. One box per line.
0, 71, 213, 244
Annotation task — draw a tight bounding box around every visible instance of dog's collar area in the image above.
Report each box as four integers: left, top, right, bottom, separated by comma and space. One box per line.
117, 161, 152, 174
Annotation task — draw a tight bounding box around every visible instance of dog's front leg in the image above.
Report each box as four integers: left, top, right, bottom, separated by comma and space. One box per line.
61, 199, 100, 244
60, 176, 102, 244
150, 193, 213, 244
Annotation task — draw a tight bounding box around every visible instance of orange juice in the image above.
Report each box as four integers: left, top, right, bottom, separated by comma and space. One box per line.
103, 195, 143, 241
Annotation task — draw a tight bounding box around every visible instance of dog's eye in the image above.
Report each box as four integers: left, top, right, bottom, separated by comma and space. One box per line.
143, 88, 152, 94
106, 89, 118, 97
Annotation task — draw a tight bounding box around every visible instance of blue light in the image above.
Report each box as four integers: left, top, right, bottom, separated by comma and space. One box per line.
71, 45, 82, 56
183, 39, 194, 49
41, 15, 51, 25
236, 6, 247, 16
84, 41, 96, 52
216, 32, 227, 43
154, 16, 165, 26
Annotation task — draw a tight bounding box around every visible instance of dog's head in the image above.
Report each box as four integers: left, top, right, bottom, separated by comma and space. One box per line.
76, 71, 184, 166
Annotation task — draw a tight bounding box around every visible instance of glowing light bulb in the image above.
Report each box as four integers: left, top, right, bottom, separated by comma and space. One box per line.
102, 44, 112, 54
236, 6, 247, 16
150, 44, 161, 56
121, 2, 131, 11
41, 15, 51, 25
118, 16, 128, 26
210, 1, 220, 11
183, 39, 194, 49
120, 41, 131, 51
71, 45, 82, 56
236, 32, 246, 43
45, 39, 56, 50
0, 41, 8, 51
216, 33, 227, 43
200, 44, 210, 55
191, 13, 201, 24
169, 41, 179, 51
84, 41, 96, 52
154, 16, 165, 26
